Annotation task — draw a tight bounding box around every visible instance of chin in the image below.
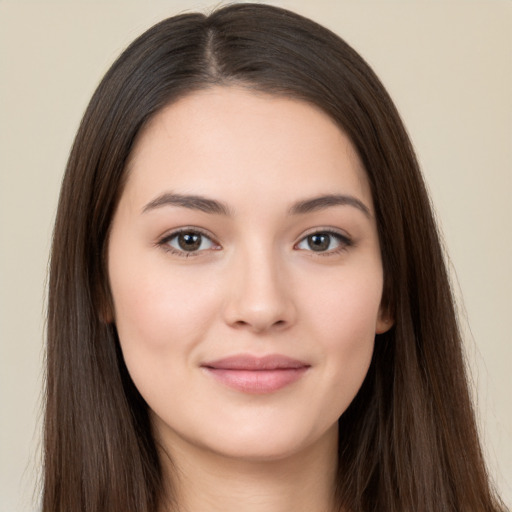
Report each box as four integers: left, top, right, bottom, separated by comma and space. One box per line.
154, 410, 339, 465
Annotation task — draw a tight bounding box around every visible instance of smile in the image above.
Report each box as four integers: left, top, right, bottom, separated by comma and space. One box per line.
200, 354, 311, 394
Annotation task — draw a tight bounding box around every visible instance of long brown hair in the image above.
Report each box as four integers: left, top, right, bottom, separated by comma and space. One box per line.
44, 4, 505, 511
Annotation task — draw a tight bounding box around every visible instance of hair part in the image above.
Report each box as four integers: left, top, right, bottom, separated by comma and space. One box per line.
44, 4, 505, 512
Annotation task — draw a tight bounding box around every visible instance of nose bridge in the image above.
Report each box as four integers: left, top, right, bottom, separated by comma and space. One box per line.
223, 237, 295, 332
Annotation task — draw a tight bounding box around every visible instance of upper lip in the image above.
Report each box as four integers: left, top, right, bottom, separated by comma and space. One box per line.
201, 354, 310, 371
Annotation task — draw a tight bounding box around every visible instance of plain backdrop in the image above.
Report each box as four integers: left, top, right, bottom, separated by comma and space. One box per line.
0, 1, 510, 511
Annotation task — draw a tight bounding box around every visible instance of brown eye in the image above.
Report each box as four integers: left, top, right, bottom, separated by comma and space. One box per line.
307, 233, 330, 251
177, 232, 202, 251
295, 231, 352, 253
163, 230, 217, 254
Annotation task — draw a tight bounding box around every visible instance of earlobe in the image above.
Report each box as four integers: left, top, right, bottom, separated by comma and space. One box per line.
376, 310, 394, 334
100, 309, 114, 324
98, 302, 115, 324
97, 284, 115, 324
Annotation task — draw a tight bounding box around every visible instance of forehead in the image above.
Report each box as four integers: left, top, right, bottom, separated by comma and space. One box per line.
123, 86, 372, 212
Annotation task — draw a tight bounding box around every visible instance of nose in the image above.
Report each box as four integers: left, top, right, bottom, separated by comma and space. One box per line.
222, 244, 297, 333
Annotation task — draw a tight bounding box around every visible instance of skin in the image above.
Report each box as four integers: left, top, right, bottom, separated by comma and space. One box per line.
107, 86, 391, 512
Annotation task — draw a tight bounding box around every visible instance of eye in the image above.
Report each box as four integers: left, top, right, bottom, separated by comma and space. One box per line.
160, 229, 219, 256
295, 231, 351, 253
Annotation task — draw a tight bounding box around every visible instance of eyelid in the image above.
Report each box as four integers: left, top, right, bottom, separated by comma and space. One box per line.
157, 226, 221, 256
296, 226, 352, 242
294, 227, 353, 254
156, 226, 353, 257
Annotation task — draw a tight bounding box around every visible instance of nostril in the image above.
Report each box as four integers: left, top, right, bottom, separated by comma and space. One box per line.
230, 318, 288, 332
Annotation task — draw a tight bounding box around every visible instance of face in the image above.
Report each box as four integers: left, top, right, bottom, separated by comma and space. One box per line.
108, 86, 390, 463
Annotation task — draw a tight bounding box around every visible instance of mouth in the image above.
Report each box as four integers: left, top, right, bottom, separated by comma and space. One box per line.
200, 354, 311, 394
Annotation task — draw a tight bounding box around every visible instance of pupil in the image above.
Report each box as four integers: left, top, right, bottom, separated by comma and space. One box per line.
308, 233, 329, 251
178, 232, 201, 251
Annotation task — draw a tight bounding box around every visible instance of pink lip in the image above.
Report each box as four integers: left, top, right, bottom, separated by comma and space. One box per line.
200, 354, 310, 394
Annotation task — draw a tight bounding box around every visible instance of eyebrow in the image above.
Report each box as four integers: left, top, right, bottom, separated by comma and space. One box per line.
142, 193, 232, 216
142, 192, 371, 218
289, 194, 371, 218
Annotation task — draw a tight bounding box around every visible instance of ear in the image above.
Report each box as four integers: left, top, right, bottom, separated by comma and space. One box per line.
99, 302, 115, 324
96, 282, 115, 324
376, 308, 394, 334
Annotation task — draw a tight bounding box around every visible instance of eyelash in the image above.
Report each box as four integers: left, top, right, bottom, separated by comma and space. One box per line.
157, 228, 353, 258
294, 229, 353, 256
157, 228, 220, 258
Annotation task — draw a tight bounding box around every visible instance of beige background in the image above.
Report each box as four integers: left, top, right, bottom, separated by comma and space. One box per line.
0, 1, 510, 511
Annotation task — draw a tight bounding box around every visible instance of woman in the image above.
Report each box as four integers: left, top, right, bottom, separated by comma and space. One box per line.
43, 3, 506, 511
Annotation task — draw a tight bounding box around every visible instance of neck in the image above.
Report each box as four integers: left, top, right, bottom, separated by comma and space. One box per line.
157, 426, 339, 512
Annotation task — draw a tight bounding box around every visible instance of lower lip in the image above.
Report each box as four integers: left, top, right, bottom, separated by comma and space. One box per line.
202, 367, 309, 394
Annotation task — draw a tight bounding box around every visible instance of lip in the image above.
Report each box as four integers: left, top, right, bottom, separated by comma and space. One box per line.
200, 354, 310, 394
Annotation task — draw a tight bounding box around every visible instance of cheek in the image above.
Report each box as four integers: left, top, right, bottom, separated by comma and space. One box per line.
114, 278, 205, 346
304, 263, 383, 344
300, 267, 382, 411
108, 258, 219, 390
